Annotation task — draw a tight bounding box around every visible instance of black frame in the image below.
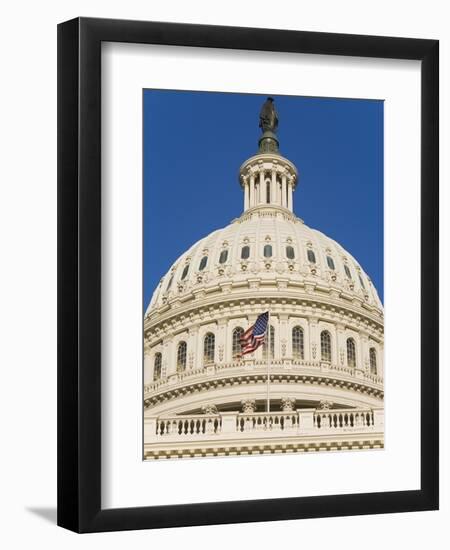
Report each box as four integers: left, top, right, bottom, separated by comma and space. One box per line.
58, 17, 439, 533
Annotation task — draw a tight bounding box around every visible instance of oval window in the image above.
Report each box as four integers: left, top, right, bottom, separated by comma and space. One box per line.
307, 249, 316, 263
199, 256, 208, 271
326, 256, 335, 270
219, 250, 228, 264
286, 245, 295, 259
263, 244, 273, 258
181, 264, 189, 280
241, 245, 250, 260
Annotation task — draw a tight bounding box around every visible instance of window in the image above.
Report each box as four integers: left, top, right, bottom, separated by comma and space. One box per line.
320, 331, 331, 362
232, 327, 244, 357
203, 332, 215, 364
326, 256, 335, 270
177, 341, 187, 372
266, 180, 271, 203
358, 274, 366, 289
286, 245, 295, 259
307, 249, 316, 263
344, 264, 352, 279
263, 244, 273, 258
292, 326, 304, 359
263, 325, 275, 359
219, 250, 228, 264
241, 245, 250, 260
199, 256, 208, 271
370, 347, 377, 374
347, 338, 356, 368
153, 352, 162, 381
181, 264, 189, 280
166, 274, 174, 291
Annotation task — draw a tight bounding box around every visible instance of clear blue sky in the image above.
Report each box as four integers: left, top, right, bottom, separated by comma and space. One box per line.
143, 90, 383, 307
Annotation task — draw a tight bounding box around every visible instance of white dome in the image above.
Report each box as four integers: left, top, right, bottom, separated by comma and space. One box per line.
146, 205, 383, 316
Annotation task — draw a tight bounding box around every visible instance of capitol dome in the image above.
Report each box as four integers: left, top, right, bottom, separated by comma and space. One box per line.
144, 99, 384, 460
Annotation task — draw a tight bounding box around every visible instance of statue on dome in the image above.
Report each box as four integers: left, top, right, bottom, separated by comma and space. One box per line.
259, 97, 279, 133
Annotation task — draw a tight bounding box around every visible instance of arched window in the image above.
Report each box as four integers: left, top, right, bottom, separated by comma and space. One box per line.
181, 264, 189, 280
219, 250, 228, 264
326, 256, 335, 270
263, 244, 273, 258
177, 341, 187, 372
241, 245, 250, 260
203, 332, 215, 365
266, 180, 271, 203
199, 256, 208, 271
307, 249, 316, 263
347, 338, 356, 368
153, 352, 162, 381
232, 327, 244, 358
286, 245, 295, 259
292, 326, 304, 359
370, 347, 377, 374
320, 331, 331, 362
344, 264, 352, 279
263, 325, 275, 359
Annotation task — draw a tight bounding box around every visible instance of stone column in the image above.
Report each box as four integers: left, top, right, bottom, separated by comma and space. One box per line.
287, 177, 293, 211
144, 348, 153, 385
336, 323, 346, 367
259, 169, 265, 205
279, 314, 288, 359
359, 331, 370, 372
216, 318, 227, 364
271, 168, 277, 206
188, 326, 199, 370
244, 177, 249, 211
249, 175, 255, 208
281, 174, 287, 208
308, 317, 318, 361
165, 338, 176, 377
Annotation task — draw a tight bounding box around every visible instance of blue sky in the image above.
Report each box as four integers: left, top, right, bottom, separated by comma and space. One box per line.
143, 90, 383, 307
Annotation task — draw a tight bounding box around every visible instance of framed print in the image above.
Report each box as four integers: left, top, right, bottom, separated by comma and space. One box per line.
57, 17, 439, 533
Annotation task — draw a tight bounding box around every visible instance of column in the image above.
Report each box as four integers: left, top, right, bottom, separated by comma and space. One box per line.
336, 323, 346, 367
165, 338, 176, 377
217, 319, 227, 364
144, 348, 153, 385
359, 331, 369, 372
287, 179, 293, 211
249, 175, 255, 208
271, 169, 277, 206
281, 174, 287, 208
308, 317, 318, 361
279, 314, 288, 359
244, 178, 249, 211
259, 169, 265, 205
188, 326, 199, 370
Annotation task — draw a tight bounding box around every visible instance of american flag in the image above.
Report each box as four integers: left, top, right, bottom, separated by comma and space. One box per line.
239, 312, 269, 357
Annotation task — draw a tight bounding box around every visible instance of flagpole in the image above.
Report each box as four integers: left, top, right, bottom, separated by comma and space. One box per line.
266, 311, 270, 413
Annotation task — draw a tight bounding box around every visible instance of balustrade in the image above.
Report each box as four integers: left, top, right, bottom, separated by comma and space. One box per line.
152, 407, 383, 440
144, 359, 383, 396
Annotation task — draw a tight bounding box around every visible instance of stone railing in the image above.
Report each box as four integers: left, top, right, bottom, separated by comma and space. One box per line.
144, 359, 383, 397
145, 408, 384, 443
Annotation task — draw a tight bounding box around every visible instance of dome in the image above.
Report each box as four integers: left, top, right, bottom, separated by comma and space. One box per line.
146, 205, 382, 317
143, 98, 384, 460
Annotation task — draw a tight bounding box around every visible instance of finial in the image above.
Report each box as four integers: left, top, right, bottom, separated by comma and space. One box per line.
258, 97, 279, 154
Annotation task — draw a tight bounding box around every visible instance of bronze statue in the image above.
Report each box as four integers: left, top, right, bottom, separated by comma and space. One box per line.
259, 97, 278, 133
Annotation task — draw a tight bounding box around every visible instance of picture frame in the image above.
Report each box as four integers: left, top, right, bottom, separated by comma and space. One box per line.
57, 17, 439, 533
